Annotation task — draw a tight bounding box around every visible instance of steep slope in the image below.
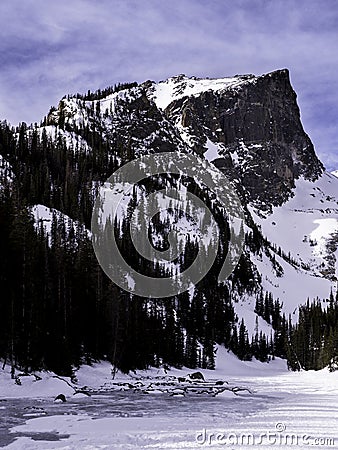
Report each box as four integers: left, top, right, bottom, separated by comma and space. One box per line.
45, 84, 188, 157
37, 69, 336, 316
1, 69, 337, 373
31, 204, 90, 245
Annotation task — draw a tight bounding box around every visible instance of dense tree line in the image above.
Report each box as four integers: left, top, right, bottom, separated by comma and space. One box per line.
0, 120, 258, 376
73, 82, 138, 101
0, 180, 251, 376
286, 295, 338, 371
254, 290, 338, 371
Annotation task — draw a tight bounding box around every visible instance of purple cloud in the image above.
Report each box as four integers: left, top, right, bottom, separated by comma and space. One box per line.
0, 0, 337, 169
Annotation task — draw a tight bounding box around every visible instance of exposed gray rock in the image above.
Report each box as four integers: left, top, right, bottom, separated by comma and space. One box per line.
156, 69, 323, 207
188, 371, 205, 381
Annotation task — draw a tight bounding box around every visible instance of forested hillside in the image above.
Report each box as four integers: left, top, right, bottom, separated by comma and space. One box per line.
0, 71, 337, 377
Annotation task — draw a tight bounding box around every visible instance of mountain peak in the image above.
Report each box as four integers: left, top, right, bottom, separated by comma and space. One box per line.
145, 69, 323, 206
42, 68, 323, 208
149, 73, 257, 111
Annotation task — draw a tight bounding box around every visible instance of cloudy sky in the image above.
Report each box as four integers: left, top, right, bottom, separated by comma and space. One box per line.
0, 0, 337, 170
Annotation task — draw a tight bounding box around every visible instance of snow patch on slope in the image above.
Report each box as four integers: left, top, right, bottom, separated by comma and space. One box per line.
204, 139, 223, 162
311, 218, 338, 256
252, 251, 331, 319
38, 125, 91, 154
31, 205, 90, 244
0, 154, 14, 187
0, 366, 75, 399
151, 74, 255, 110
249, 172, 338, 281
233, 299, 273, 337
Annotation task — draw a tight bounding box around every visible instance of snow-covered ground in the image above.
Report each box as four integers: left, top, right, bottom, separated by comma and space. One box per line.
1, 348, 337, 449
250, 172, 338, 274
204, 139, 224, 162
247, 172, 338, 316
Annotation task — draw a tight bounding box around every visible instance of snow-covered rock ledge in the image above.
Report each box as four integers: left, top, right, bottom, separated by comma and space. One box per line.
1, 348, 288, 399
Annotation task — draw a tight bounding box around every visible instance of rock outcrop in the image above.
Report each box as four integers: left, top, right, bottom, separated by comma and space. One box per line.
152, 69, 323, 207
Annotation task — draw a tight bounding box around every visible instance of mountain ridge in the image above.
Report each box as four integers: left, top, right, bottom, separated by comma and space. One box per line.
44, 69, 324, 206
0, 68, 337, 374
8, 68, 337, 311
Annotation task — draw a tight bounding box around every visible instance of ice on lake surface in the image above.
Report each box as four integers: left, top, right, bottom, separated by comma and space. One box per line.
1, 370, 338, 449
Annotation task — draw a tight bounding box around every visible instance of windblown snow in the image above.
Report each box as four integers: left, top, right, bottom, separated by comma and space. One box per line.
150, 74, 255, 110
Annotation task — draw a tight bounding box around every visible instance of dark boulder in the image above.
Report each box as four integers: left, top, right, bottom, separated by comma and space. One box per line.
54, 394, 66, 402
189, 371, 205, 381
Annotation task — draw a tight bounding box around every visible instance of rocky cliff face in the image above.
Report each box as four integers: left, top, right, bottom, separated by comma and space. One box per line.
2, 69, 338, 375
47, 69, 323, 211
147, 69, 323, 207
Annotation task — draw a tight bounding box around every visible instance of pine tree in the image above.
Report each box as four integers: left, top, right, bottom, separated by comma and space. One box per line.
237, 319, 251, 361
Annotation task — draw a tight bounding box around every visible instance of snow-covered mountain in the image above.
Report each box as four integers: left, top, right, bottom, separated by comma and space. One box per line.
31, 69, 337, 320
1, 69, 338, 356
1, 70, 338, 447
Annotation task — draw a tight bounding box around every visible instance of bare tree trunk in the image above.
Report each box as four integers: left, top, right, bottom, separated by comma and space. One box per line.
10, 294, 15, 379
111, 296, 120, 379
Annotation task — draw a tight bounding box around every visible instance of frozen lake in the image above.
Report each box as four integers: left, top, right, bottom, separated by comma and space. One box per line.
1, 371, 338, 449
